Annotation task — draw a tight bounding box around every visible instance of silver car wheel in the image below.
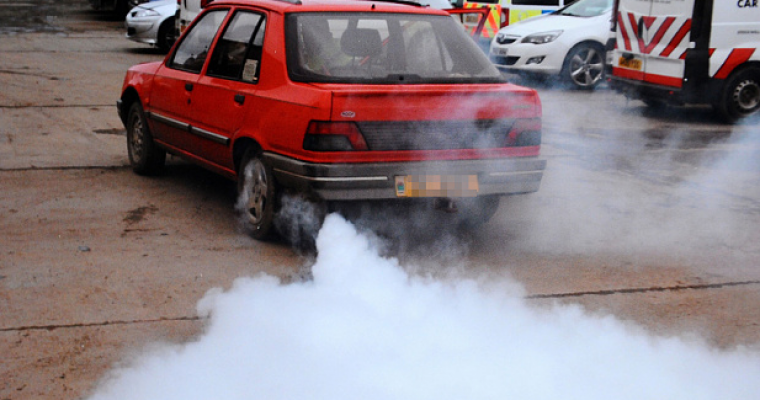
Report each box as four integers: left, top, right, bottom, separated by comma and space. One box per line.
243, 158, 269, 226
566, 45, 604, 89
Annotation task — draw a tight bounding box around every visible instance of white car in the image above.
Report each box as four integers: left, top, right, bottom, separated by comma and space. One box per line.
489, 0, 613, 89
125, 0, 178, 52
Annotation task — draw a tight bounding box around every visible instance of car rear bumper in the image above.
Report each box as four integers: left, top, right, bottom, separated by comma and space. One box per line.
264, 152, 546, 201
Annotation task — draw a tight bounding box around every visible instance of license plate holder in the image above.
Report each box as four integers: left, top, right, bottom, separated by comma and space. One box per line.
618, 56, 642, 71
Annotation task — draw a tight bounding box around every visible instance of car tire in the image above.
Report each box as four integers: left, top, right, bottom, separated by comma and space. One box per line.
715, 66, 760, 123
157, 18, 176, 53
562, 43, 605, 90
237, 148, 278, 241
126, 101, 166, 175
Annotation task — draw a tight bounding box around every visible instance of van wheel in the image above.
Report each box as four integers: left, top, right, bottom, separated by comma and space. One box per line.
716, 67, 760, 123
562, 43, 605, 90
237, 149, 278, 241
126, 101, 166, 175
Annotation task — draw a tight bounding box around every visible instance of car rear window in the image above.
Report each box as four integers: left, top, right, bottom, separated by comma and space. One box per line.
286, 12, 504, 84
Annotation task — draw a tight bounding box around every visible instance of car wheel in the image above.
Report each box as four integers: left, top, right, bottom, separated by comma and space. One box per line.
157, 18, 176, 53
562, 43, 605, 90
715, 67, 760, 123
126, 101, 166, 175
237, 148, 278, 241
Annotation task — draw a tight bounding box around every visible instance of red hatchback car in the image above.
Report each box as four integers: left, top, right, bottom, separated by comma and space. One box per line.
118, 0, 546, 240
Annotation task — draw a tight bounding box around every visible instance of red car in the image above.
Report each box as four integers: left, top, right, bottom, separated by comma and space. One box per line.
118, 0, 546, 240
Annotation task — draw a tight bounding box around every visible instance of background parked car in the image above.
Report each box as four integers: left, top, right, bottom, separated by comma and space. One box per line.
89, 0, 148, 18
489, 0, 613, 89
125, 0, 178, 52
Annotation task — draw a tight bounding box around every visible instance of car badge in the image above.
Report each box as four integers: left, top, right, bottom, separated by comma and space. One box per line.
341, 111, 356, 118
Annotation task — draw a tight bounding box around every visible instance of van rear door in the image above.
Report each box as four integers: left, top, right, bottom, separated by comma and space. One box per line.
612, 0, 695, 88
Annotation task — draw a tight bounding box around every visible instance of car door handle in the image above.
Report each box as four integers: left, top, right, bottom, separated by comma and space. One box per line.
185, 82, 194, 91
234, 94, 245, 105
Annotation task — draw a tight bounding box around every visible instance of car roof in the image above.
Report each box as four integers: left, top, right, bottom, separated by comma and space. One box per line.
206, 0, 451, 15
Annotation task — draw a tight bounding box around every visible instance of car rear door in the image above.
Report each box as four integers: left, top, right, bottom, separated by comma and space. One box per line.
612, 0, 695, 88
188, 9, 267, 171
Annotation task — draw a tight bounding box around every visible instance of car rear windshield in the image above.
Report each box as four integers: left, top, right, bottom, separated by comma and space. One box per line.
286, 12, 504, 84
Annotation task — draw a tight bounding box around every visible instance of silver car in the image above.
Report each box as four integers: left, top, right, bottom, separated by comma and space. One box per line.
125, 0, 178, 52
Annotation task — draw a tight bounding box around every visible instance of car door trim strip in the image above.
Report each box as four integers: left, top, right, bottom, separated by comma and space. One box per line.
147, 111, 230, 146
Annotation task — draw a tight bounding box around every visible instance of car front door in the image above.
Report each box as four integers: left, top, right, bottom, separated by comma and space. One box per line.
149, 8, 228, 155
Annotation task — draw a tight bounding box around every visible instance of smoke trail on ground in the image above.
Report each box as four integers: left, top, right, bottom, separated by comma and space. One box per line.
87, 214, 760, 400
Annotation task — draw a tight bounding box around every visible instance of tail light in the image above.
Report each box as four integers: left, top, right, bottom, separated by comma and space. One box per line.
506, 118, 541, 147
303, 121, 369, 151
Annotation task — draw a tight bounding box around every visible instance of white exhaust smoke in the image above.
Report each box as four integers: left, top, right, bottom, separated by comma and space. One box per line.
86, 214, 759, 400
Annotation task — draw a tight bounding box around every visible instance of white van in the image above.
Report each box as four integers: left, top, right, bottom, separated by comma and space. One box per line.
608, 0, 760, 122
176, 0, 212, 35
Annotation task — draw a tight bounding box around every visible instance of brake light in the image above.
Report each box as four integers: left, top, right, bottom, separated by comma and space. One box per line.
507, 118, 541, 147
303, 121, 369, 151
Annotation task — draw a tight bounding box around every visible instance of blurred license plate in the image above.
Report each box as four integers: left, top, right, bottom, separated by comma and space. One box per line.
619, 56, 642, 70
465, 14, 480, 24
395, 175, 478, 198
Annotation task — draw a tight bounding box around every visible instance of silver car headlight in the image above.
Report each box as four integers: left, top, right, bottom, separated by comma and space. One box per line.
521, 30, 563, 44
132, 8, 160, 18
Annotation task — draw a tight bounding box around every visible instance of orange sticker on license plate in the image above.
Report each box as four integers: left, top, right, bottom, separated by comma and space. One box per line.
619, 56, 642, 70
395, 175, 479, 198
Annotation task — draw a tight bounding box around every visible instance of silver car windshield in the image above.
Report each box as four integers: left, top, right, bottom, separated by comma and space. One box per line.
286, 12, 503, 84
557, 0, 612, 17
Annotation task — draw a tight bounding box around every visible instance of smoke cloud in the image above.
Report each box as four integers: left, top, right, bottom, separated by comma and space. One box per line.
87, 214, 759, 400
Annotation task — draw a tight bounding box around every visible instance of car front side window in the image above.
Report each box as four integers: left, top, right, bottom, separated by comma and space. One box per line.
169, 9, 229, 73
207, 11, 267, 82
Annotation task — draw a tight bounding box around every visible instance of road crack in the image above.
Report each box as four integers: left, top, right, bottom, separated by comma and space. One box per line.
527, 280, 760, 299
0, 316, 202, 333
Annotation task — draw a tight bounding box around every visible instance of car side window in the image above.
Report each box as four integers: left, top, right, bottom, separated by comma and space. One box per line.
169, 9, 229, 73
207, 11, 266, 82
